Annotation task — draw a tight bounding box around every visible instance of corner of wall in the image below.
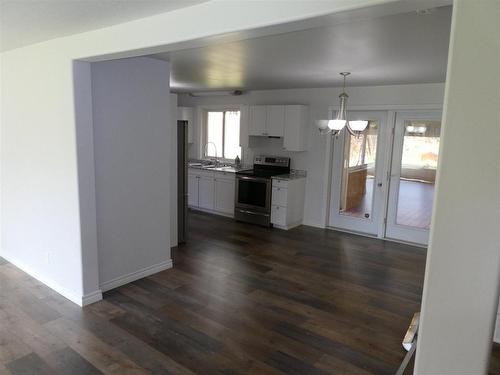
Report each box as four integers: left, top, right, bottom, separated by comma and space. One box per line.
99, 259, 172, 293
82, 290, 103, 306
0, 249, 101, 307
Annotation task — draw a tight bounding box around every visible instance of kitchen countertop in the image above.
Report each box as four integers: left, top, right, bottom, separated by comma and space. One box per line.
188, 160, 305, 178
188, 163, 250, 173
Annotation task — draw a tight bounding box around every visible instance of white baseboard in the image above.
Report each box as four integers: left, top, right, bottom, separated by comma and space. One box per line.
82, 290, 103, 306
99, 259, 173, 293
0, 250, 99, 307
273, 221, 302, 231
302, 219, 326, 229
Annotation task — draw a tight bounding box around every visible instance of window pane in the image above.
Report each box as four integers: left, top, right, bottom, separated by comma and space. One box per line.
340, 120, 378, 219
396, 120, 441, 229
206, 112, 223, 157
224, 111, 241, 159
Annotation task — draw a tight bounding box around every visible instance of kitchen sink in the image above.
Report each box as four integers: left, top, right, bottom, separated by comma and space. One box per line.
188, 162, 236, 171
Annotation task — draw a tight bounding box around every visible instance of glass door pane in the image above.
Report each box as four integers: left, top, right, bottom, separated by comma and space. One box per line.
329, 111, 388, 236
339, 121, 378, 220
386, 111, 442, 245
396, 120, 440, 229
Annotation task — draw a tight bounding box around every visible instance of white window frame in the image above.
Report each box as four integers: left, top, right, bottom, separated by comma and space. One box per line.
201, 106, 242, 162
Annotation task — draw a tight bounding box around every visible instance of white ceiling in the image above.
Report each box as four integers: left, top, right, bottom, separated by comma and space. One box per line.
0, 0, 208, 52
154, 6, 452, 92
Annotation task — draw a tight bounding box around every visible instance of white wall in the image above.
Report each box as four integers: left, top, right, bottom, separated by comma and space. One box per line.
91, 57, 172, 291
2, 0, 394, 305
170, 93, 178, 248
415, 0, 500, 374
0, 47, 87, 304
179, 83, 445, 228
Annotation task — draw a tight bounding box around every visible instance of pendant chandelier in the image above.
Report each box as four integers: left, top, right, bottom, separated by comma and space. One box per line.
318, 72, 368, 136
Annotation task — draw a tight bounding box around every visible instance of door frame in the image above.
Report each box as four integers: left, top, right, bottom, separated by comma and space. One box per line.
325, 104, 443, 244
385, 109, 443, 245
328, 110, 390, 236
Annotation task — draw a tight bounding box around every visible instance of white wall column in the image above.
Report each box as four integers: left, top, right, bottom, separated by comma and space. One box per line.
91, 57, 172, 292
415, 1, 500, 374
73, 61, 101, 304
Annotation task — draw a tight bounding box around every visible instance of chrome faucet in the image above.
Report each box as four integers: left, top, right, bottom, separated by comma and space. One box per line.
203, 142, 219, 166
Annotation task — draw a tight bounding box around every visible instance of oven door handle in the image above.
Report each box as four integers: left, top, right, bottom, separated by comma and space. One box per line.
237, 175, 270, 183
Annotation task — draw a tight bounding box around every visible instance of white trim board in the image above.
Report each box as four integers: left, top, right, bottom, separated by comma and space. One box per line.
302, 220, 326, 229
82, 290, 104, 306
0, 250, 102, 306
99, 259, 173, 292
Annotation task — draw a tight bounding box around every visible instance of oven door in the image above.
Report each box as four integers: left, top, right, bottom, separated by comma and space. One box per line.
235, 176, 271, 213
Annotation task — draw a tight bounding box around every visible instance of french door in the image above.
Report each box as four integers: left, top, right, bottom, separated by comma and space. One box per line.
385, 111, 442, 245
328, 111, 389, 236
328, 109, 442, 246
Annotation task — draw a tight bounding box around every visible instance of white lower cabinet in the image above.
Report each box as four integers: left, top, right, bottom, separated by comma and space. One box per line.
215, 177, 235, 214
198, 176, 215, 210
271, 205, 287, 226
271, 186, 287, 207
271, 177, 306, 230
187, 174, 199, 206
188, 168, 235, 217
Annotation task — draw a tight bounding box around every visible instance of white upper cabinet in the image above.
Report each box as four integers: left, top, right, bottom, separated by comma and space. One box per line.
246, 105, 308, 151
249, 105, 267, 136
177, 106, 194, 143
284, 105, 309, 152
249, 105, 285, 137
266, 105, 285, 137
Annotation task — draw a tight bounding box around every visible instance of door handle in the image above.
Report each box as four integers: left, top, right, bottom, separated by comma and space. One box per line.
377, 182, 383, 187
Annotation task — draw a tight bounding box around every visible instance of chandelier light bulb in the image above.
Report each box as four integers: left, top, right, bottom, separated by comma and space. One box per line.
328, 119, 347, 131
349, 120, 369, 132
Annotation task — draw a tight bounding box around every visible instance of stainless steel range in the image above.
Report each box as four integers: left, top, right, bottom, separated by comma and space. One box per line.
234, 156, 290, 226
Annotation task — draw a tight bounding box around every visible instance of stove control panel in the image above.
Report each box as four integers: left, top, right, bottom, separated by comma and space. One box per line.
254, 156, 290, 167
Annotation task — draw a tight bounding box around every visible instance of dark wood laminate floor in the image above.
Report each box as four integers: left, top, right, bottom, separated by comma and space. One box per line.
1, 210, 499, 374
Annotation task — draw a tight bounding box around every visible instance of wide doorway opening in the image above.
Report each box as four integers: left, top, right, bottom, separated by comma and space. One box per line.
328, 109, 442, 246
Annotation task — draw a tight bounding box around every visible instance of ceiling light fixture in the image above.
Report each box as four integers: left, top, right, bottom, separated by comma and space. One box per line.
318, 72, 368, 137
